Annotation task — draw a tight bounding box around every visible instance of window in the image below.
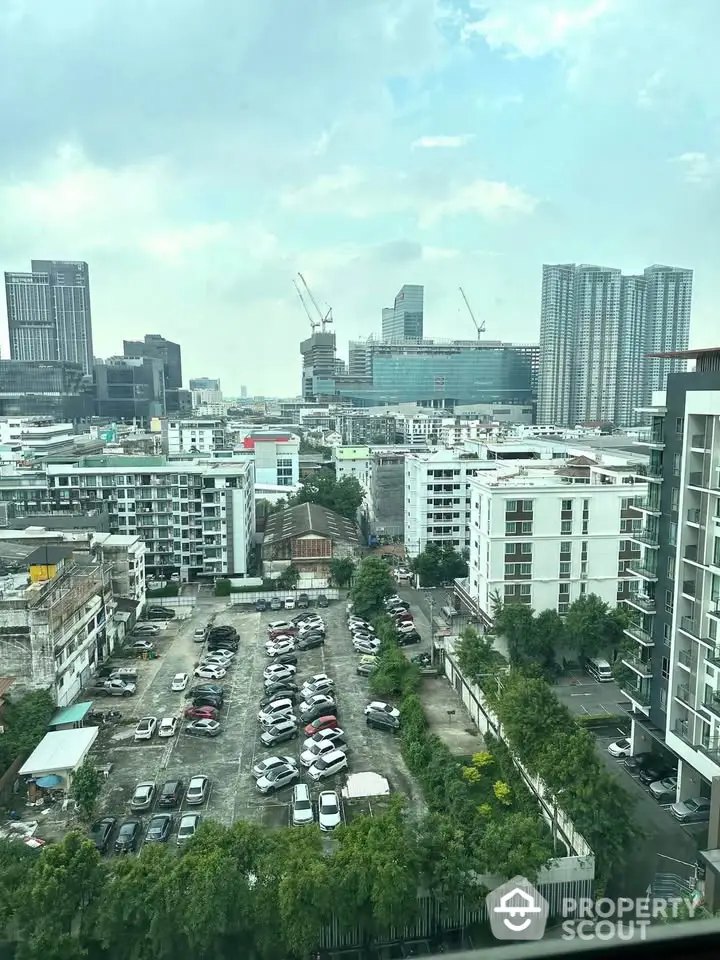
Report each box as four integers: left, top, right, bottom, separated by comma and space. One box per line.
675, 417, 683, 436
669, 522, 677, 546
506, 500, 517, 513
665, 590, 674, 615
562, 499, 572, 511
505, 542, 516, 556
504, 564, 516, 577
521, 543, 532, 554
673, 453, 681, 476
561, 520, 572, 535
560, 541, 571, 554
671, 487, 679, 510
519, 563, 531, 575
522, 499, 533, 511
663, 623, 671, 643
661, 657, 669, 680
521, 521, 532, 534
559, 562, 570, 575
667, 556, 675, 579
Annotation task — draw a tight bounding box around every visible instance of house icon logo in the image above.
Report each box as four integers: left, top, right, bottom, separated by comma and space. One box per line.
486, 875, 549, 941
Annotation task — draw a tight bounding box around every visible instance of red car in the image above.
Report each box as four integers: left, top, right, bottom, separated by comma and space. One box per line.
304, 715, 338, 737
184, 705, 219, 721
268, 627, 297, 640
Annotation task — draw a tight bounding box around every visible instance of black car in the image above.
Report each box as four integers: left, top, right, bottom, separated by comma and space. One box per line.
208, 625, 237, 639
158, 779, 184, 808
208, 639, 239, 652
623, 751, 654, 773
299, 701, 337, 723
396, 631, 421, 646
145, 813, 174, 843
292, 613, 313, 625
297, 635, 325, 651
264, 679, 298, 695
272, 652, 298, 666
114, 819, 141, 854
193, 695, 223, 710
638, 762, 676, 786
317, 594, 328, 608
297, 593, 310, 608
255, 599, 268, 612
366, 710, 400, 732
147, 607, 176, 620
260, 689, 298, 708
88, 817, 116, 853
188, 683, 224, 698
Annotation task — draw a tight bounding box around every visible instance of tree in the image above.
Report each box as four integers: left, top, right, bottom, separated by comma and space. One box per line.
329, 557, 355, 588
71, 759, 103, 820
349, 556, 395, 621
411, 544, 468, 587
276, 564, 299, 589
564, 593, 628, 661
370, 635, 420, 698
455, 626, 506, 686
0, 688, 55, 774
288, 469, 364, 520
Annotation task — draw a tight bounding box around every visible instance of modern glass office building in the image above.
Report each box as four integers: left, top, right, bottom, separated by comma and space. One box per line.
0, 360, 93, 419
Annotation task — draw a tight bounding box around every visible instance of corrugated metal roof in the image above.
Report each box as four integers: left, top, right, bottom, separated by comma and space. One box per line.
49, 701, 93, 727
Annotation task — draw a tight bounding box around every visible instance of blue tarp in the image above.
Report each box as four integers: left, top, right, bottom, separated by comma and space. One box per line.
35, 775, 62, 788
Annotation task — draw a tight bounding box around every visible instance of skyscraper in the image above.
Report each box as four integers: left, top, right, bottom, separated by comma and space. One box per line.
123, 334, 183, 412
5, 260, 94, 374
381, 285, 424, 340
537, 263, 692, 428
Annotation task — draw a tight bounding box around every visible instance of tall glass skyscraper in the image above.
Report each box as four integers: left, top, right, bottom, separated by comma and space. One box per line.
5, 260, 94, 374
381, 284, 424, 340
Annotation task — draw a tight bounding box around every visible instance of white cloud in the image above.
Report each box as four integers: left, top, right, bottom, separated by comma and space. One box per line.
671, 152, 719, 185
462, 0, 610, 57
280, 166, 538, 226
411, 134, 475, 149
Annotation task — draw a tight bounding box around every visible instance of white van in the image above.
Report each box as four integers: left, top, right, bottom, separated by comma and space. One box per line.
586, 657, 613, 682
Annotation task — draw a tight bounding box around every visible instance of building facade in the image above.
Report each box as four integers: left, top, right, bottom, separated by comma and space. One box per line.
5, 260, 94, 375
241, 433, 299, 487
382, 284, 424, 340
44, 456, 255, 579
189, 378, 221, 392
94, 357, 166, 423
92, 533, 147, 607
404, 450, 482, 557
163, 418, 226, 456
461, 458, 647, 623
123, 335, 183, 413
0, 360, 93, 420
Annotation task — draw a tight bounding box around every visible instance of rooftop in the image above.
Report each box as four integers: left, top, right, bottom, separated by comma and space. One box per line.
263, 502, 360, 546
49, 701, 93, 727
470, 461, 649, 489
18, 726, 98, 777
334, 446, 372, 460
26, 545, 75, 567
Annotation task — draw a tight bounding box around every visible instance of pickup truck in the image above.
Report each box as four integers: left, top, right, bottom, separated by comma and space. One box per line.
108, 668, 138, 682
88, 679, 137, 697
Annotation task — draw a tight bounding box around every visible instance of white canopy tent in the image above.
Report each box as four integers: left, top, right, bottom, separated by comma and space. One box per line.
19, 727, 98, 787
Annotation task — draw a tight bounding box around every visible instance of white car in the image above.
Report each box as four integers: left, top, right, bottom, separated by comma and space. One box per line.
318, 790, 342, 831
299, 694, 336, 714
134, 716, 158, 741
302, 728, 345, 750
186, 774, 210, 805
266, 639, 296, 657
292, 783, 314, 826
264, 664, 297, 682
252, 755, 299, 780
158, 717, 179, 738
304, 673, 333, 688
171, 673, 189, 692
354, 638, 381, 655
608, 738, 632, 758
194, 665, 227, 680
193, 628, 207, 643
257, 699, 295, 724
298, 618, 324, 633
256, 763, 298, 793
348, 619, 373, 632
302, 679, 335, 699
202, 654, 233, 668
300, 736, 347, 767
307, 749, 348, 782
284, 598, 296, 610
364, 701, 400, 719
177, 813, 201, 845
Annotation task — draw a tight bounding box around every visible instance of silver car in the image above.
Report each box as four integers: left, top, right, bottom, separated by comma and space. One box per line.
177, 813, 201, 845
291, 782, 314, 826
256, 763, 299, 794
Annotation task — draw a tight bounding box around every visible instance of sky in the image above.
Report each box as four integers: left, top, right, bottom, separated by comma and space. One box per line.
0, 0, 718, 396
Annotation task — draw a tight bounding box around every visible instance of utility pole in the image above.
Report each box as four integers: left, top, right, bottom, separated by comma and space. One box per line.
426, 593, 435, 666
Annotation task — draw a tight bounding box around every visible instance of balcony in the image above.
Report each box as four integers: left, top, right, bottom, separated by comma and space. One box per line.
684, 544, 698, 563
630, 527, 659, 548
675, 684, 693, 706
698, 735, 720, 766
621, 682, 651, 713
677, 649, 692, 669
621, 655, 653, 678
678, 616, 713, 646
636, 430, 665, 450
709, 598, 720, 621
687, 508, 701, 525
636, 497, 662, 516
691, 433, 709, 451
702, 692, 720, 720
628, 560, 658, 581
689, 472, 711, 491
673, 720, 695, 747
624, 624, 655, 648
624, 593, 656, 614
682, 579, 697, 598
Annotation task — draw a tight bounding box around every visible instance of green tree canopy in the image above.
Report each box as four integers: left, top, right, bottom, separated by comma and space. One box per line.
71, 759, 103, 821
349, 556, 395, 620
0, 688, 55, 775
287, 470, 364, 520
564, 593, 629, 660
410, 544, 468, 587
329, 557, 355, 587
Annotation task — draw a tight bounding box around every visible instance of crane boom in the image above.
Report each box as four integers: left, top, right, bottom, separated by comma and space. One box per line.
298, 272, 333, 332
459, 286, 486, 338
293, 280, 318, 331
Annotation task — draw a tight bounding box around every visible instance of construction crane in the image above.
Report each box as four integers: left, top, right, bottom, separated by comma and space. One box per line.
298, 272, 333, 332
459, 286, 485, 339
293, 279, 319, 332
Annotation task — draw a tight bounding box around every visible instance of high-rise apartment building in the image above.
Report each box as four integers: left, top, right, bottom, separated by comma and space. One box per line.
382, 284, 424, 340
537, 263, 692, 429
5, 260, 94, 374
622, 348, 720, 903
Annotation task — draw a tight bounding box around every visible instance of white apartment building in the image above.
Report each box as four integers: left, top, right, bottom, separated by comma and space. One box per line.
334, 447, 374, 517
240, 433, 299, 487
397, 414, 443, 445
163, 418, 226, 455
92, 533, 147, 607
404, 450, 485, 557
0, 418, 76, 456
44, 456, 255, 579
459, 458, 647, 622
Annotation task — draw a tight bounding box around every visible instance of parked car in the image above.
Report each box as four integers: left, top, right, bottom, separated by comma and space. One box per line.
114, 819, 141, 853
353, 638, 381, 655
366, 709, 400, 732
130, 781, 156, 811
185, 705, 219, 720
299, 695, 336, 722
284, 597, 296, 610
207, 625, 237, 639
396, 631, 421, 646
158, 717, 179, 738
302, 680, 335, 700
185, 718, 221, 738
649, 776, 678, 803
192, 695, 223, 711
364, 701, 399, 719
263, 680, 298, 697
348, 618, 374, 632
133, 624, 160, 636
357, 660, 376, 677
271, 652, 298, 667
267, 620, 295, 634
266, 639, 296, 657
177, 813, 201, 844
260, 719, 299, 747
302, 727, 345, 751
297, 593, 310, 608
307, 749, 348, 782
158, 779, 184, 808
258, 698, 295, 724
256, 763, 299, 794
292, 783, 314, 825
638, 760, 676, 786
264, 664, 297, 683
193, 627, 207, 643
88, 817, 116, 853
130, 640, 156, 653
146, 813, 174, 843
269, 597, 283, 610
252, 755, 299, 780
303, 715, 339, 737
208, 639, 239, 653
134, 716, 158, 741
255, 598, 268, 612
303, 673, 334, 690
317, 594, 328, 607
194, 665, 226, 680
188, 683, 224, 698
186, 774, 210, 805
171, 673, 189, 692
318, 790, 342, 831
296, 634, 325, 651
671, 796, 711, 823
300, 736, 348, 768
607, 738, 632, 759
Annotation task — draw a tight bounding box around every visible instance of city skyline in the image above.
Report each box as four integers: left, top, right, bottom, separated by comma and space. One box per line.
537, 263, 693, 428
0, 4, 717, 393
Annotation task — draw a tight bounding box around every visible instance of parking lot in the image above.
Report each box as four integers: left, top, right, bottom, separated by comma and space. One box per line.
94, 596, 424, 849
553, 674, 628, 718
